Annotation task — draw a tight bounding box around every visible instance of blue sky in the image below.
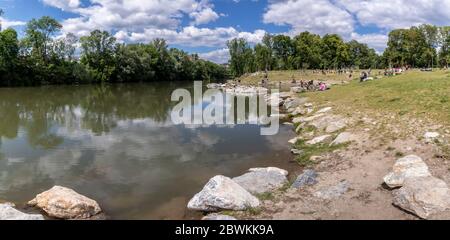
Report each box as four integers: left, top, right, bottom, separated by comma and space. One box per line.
1, 0, 449, 63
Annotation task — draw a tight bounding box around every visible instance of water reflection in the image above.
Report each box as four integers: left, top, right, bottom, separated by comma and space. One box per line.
0, 83, 295, 219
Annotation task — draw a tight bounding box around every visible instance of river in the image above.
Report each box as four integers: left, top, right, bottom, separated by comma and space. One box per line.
0, 83, 297, 219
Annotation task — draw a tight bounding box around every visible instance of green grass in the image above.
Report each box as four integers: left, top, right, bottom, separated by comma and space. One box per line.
395, 151, 405, 158
293, 139, 349, 167
256, 192, 275, 201
238, 69, 383, 85
305, 70, 450, 125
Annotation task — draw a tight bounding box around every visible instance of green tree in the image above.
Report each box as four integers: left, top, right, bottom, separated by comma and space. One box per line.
272, 35, 294, 70
293, 32, 322, 69
24, 16, 62, 61
51, 33, 78, 61
254, 43, 271, 71
80, 30, 117, 82
0, 28, 19, 84
321, 34, 349, 69
227, 38, 251, 77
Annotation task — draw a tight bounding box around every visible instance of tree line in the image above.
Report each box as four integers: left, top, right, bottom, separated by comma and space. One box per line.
0, 15, 228, 86
227, 24, 450, 77
227, 32, 381, 77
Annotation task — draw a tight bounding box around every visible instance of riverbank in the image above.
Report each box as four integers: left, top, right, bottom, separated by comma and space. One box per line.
191, 69, 450, 220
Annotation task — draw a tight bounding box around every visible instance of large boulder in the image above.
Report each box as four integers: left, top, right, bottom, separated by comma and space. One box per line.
233, 168, 288, 195
284, 98, 308, 110
28, 186, 102, 219
188, 176, 260, 212
0, 203, 45, 220
307, 115, 347, 133
393, 176, 450, 219
331, 132, 355, 146
325, 119, 347, 133
383, 155, 431, 188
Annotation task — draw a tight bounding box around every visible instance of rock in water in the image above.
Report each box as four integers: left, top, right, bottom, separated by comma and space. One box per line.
291, 170, 318, 189
233, 168, 288, 195
393, 176, 450, 219
383, 155, 431, 188
187, 176, 260, 212
0, 203, 45, 220
314, 181, 350, 200
28, 186, 102, 219
202, 214, 237, 220
248, 167, 288, 177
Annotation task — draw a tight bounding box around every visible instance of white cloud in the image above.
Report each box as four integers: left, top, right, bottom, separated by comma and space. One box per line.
199, 48, 230, 64
0, 17, 26, 29
263, 0, 355, 36
263, 0, 450, 52
338, 0, 450, 30
189, 7, 219, 26
43, 0, 223, 35
43, 0, 81, 10
41, 0, 268, 54
351, 32, 389, 53
115, 26, 265, 47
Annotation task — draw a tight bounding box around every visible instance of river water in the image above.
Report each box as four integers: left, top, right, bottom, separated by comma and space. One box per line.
0, 83, 297, 219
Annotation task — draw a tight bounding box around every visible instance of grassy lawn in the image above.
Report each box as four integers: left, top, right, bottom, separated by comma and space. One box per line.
303, 70, 450, 125
238, 69, 384, 85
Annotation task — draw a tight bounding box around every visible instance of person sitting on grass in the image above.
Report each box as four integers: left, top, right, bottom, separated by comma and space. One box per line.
360, 71, 368, 82
319, 82, 327, 91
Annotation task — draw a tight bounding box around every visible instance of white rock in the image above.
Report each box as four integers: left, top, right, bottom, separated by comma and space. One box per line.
424, 132, 440, 142
293, 114, 325, 124
248, 167, 288, 176
325, 119, 347, 133
291, 149, 303, 155
284, 98, 308, 110
234, 168, 288, 194
288, 137, 302, 145
187, 176, 260, 212
202, 214, 237, 220
331, 132, 355, 146
279, 92, 292, 100
292, 107, 307, 116
316, 107, 332, 114
0, 203, 45, 220
28, 186, 102, 219
393, 176, 450, 219
306, 135, 332, 145
383, 155, 431, 188
304, 103, 313, 108
291, 87, 304, 93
